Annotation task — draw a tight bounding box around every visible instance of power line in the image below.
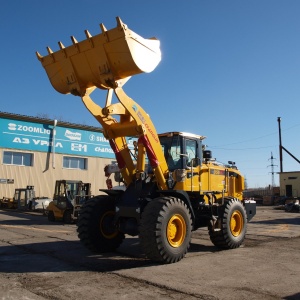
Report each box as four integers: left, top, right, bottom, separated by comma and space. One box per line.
211, 122, 300, 148
210, 145, 275, 150
210, 132, 277, 147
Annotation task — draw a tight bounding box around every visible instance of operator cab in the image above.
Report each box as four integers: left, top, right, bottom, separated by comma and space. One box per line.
53, 180, 90, 209
158, 132, 206, 171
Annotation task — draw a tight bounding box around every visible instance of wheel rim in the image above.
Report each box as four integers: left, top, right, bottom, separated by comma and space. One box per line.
167, 214, 186, 247
100, 211, 118, 239
230, 210, 243, 237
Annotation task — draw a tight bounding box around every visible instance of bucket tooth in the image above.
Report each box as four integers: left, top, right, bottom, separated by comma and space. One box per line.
116, 16, 127, 30
85, 30, 94, 48
116, 16, 123, 27
58, 41, 65, 49
100, 23, 107, 33
85, 30, 92, 39
71, 36, 78, 44
35, 51, 43, 61
46, 47, 53, 54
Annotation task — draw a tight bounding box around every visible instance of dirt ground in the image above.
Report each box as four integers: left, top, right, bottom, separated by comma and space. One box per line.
0, 206, 299, 300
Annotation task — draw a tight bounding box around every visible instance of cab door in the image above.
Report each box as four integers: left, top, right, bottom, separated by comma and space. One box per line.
185, 139, 200, 192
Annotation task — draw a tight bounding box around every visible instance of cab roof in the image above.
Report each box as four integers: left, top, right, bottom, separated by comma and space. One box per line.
158, 132, 206, 140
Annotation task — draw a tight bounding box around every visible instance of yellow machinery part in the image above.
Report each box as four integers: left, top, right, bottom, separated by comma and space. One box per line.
37, 17, 167, 189
36, 17, 161, 96
37, 16, 244, 198
47, 201, 64, 219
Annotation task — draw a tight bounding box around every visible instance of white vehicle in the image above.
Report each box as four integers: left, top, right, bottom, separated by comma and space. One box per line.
30, 198, 51, 211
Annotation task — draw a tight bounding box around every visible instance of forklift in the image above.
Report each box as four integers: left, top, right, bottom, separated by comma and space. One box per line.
47, 180, 91, 223
0, 186, 35, 209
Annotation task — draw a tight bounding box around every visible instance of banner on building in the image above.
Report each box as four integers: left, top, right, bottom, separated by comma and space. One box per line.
0, 118, 132, 159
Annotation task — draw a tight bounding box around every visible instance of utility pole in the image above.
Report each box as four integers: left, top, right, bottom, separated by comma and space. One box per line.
277, 117, 300, 168
277, 117, 283, 172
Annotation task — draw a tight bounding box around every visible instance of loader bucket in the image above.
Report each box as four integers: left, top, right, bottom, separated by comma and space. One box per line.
36, 17, 161, 96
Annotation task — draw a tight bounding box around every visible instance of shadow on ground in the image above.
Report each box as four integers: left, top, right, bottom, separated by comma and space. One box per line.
251, 217, 300, 226
0, 235, 219, 274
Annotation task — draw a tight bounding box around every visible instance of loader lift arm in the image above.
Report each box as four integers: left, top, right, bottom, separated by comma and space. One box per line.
37, 16, 168, 190
81, 87, 168, 190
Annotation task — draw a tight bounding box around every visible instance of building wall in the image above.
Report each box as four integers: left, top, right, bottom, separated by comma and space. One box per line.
0, 148, 114, 199
279, 171, 300, 197
0, 112, 119, 199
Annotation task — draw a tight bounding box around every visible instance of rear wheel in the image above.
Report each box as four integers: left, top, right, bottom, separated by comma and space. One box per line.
139, 197, 192, 264
77, 196, 124, 253
209, 198, 247, 249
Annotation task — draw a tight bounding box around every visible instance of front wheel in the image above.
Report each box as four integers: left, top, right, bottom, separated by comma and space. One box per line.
139, 197, 192, 264
209, 198, 247, 249
77, 196, 125, 253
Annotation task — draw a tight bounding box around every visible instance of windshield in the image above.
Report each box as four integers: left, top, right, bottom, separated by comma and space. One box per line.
159, 135, 182, 171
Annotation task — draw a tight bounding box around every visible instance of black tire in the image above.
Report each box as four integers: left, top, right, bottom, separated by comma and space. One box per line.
48, 211, 55, 222
139, 197, 192, 264
63, 210, 73, 224
209, 198, 247, 249
77, 196, 125, 253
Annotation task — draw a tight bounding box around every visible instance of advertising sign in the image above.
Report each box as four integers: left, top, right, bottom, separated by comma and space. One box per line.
0, 118, 117, 158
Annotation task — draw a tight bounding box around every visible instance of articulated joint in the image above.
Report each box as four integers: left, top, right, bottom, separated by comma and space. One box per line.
137, 124, 146, 134
102, 107, 111, 115
135, 171, 146, 181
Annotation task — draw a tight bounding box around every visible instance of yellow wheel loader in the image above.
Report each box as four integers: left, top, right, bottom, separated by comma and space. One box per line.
47, 180, 91, 223
37, 17, 256, 263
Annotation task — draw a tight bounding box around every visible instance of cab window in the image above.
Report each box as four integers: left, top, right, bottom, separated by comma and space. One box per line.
186, 139, 197, 167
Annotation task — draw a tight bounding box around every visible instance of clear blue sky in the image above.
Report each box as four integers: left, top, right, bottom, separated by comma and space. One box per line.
1, 0, 300, 188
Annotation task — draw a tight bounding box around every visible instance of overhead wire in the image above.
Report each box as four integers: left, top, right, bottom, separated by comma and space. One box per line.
210, 122, 300, 150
